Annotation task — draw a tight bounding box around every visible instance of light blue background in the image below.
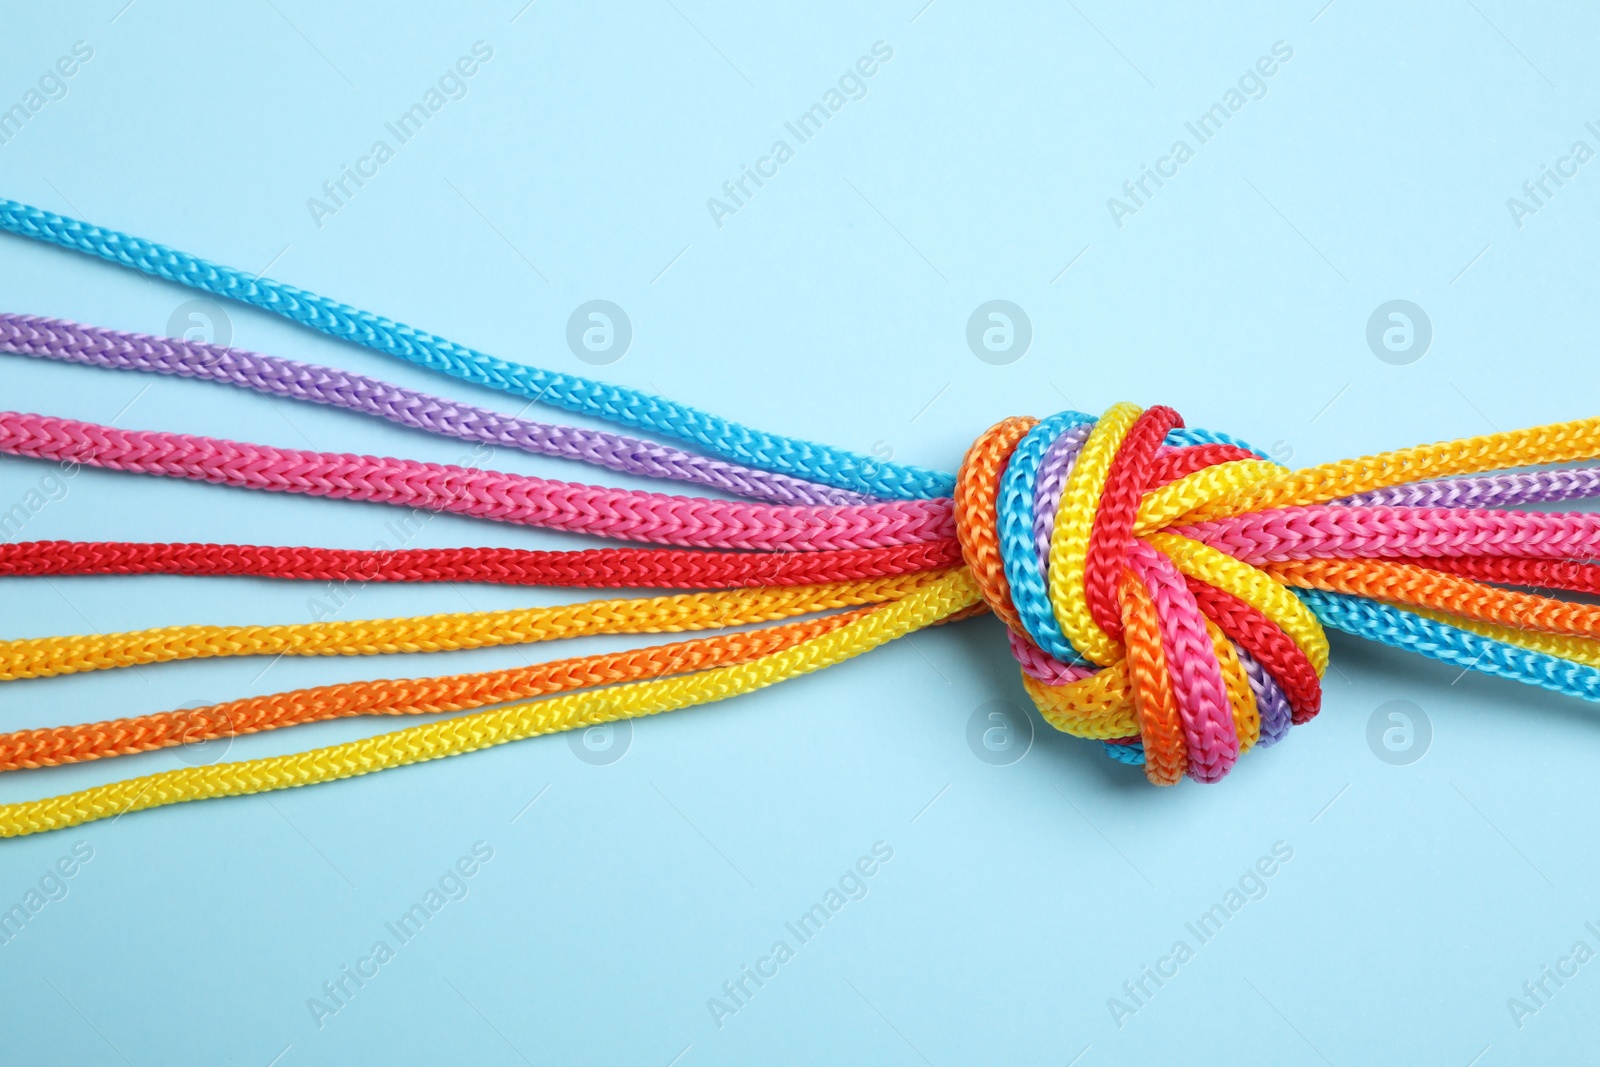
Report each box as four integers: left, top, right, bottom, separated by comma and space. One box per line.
2, 1, 1599, 1063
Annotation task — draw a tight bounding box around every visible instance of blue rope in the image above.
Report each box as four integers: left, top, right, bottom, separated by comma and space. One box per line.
1100, 740, 1146, 765
5, 201, 1580, 764
1300, 589, 1600, 701
1094, 592, 1600, 771
999, 411, 1096, 664
0, 198, 955, 500
997, 412, 1270, 665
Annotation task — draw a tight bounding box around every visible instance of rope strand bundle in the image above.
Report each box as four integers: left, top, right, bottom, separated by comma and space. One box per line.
0, 314, 869, 506
0, 571, 982, 837
0, 573, 947, 681
954, 403, 1600, 784
0, 538, 963, 588
0, 200, 952, 499
5, 198, 1600, 833
0, 411, 953, 551
0, 607, 878, 771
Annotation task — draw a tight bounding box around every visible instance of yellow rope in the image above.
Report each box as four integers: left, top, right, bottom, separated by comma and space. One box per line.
0, 570, 981, 838
1145, 532, 1329, 672
1047, 402, 1138, 665
0, 572, 948, 681
1409, 605, 1600, 668
1170, 416, 1600, 524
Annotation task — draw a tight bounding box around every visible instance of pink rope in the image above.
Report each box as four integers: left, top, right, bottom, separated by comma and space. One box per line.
1129, 540, 1237, 782
0, 412, 954, 551
1184, 506, 1600, 563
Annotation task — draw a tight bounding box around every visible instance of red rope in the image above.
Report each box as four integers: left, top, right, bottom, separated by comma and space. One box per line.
0, 539, 963, 589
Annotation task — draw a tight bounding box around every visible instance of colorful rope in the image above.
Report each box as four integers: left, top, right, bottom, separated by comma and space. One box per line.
0, 570, 982, 837
0, 199, 951, 500
0, 539, 963, 588
0, 605, 880, 771
0, 314, 869, 506
0, 411, 952, 550
4, 198, 1600, 835
951, 405, 1600, 782
0, 574, 945, 682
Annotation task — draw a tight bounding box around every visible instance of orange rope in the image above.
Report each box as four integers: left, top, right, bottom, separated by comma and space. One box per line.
1261, 557, 1600, 636
0, 608, 873, 771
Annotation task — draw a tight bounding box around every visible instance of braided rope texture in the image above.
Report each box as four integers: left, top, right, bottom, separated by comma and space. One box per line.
0, 573, 948, 681
0, 314, 868, 507
0, 570, 981, 837
0, 411, 953, 550
0, 539, 962, 588
10, 401, 1600, 827
0, 200, 954, 500
0, 607, 876, 771
952, 403, 1600, 785
7, 191, 1600, 823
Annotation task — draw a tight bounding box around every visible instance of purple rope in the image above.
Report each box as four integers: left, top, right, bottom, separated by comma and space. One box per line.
0, 314, 868, 506
1238, 647, 1292, 747
1342, 468, 1600, 510
1031, 423, 1093, 558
